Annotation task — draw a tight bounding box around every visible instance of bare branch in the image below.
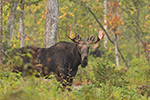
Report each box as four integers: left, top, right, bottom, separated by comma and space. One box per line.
86, 6, 129, 68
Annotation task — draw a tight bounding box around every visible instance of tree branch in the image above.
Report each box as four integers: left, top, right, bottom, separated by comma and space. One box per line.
119, 5, 144, 35
87, 6, 129, 68
87, 7, 114, 45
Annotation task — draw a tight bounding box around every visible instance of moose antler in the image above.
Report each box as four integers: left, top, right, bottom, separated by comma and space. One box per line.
89, 31, 105, 44
68, 26, 81, 43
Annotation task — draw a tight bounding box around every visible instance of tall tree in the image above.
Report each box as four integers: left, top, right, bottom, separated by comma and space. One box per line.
7, 0, 18, 43
114, 31, 119, 67
0, 0, 3, 66
19, 0, 25, 47
44, 0, 59, 48
112, 1, 120, 67
104, 0, 108, 49
107, 0, 122, 67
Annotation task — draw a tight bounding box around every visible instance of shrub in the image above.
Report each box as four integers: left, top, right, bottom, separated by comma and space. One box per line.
92, 58, 128, 87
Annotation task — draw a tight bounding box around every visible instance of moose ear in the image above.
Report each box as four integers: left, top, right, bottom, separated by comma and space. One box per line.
87, 35, 95, 42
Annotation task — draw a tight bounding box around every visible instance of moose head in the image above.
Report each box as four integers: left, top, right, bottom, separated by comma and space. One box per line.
68, 29, 104, 67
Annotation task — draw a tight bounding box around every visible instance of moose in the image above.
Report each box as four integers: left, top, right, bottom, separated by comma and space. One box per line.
13, 30, 104, 87
90, 43, 104, 57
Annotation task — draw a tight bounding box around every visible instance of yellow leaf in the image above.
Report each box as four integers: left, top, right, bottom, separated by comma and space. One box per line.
17, 34, 20, 38
145, 15, 149, 19
59, 15, 63, 19
64, 13, 67, 16
72, 14, 74, 17
25, 37, 30, 41
119, 2, 122, 5
17, 6, 21, 10
96, 0, 99, 3
131, 11, 134, 15
42, 14, 44, 18
80, 25, 83, 27
13, 44, 16, 48
37, 21, 40, 25
24, 4, 27, 7
37, 5, 40, 9
104, 15, 107, 20
109, 48, 112, 51
145, 36, 149, 39
134, 9, 136, 12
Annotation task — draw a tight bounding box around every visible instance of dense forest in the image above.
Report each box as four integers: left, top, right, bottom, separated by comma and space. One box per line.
0, 0, 150, 100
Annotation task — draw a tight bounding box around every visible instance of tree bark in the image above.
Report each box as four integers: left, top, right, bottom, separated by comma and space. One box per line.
19, 0, 25, 48
44, 0, 59, 48
114, 33, 119, 67
7, 1, 18, 42
104, 0, 108, 49
0, 0, 3, 66
114, 0, 120, 67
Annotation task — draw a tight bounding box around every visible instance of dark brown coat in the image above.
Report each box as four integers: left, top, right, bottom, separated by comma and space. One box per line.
13, 32, 104, 87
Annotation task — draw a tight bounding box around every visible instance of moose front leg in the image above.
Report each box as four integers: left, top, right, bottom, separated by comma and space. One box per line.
55, 65, 78, 90
66, 69, 78, 86
55, 68, 69, 87
56, 72, 75, 91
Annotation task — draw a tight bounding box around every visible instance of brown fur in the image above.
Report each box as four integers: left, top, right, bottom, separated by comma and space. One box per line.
13, 41, 88, 86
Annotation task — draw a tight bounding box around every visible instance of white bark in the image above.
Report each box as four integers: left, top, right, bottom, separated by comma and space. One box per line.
114, 33, 119, 67
0, 0, 3, 65
19, 1, 25, 48
44, 0, 59, 48
7, 1, 18, 41
104, 0, 108, 49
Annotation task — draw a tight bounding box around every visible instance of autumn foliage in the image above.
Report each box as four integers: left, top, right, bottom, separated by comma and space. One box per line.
107, 1, 123, 36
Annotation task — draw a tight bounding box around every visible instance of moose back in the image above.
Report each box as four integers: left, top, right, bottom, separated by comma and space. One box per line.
13, 31, 104, 87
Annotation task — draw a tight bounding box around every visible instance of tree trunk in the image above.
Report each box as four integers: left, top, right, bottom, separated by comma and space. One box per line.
7, 1, 18, 43
114, 33, 119, 67
104, 0, 108, 49
19, 0, 25, 48
44, 0, 59, 48
114, 0, 120, 67
0, 0, 3, 66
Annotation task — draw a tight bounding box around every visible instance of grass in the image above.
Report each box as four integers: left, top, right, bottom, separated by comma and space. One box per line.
0, 55, 150, 100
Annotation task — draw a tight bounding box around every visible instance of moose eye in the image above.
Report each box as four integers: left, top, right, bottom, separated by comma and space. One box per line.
79, 47, 82, 50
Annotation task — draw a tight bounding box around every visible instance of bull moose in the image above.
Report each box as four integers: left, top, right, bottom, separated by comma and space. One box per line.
13, 30, 104, 87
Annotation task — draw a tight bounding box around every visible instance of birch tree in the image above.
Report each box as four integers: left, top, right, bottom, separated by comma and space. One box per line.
0, 0, 3, 66
107, 0, 123, 67
114, 31, 119, 67
104, 0, 108, 49
7, 1, 18, 42
19, 0, 25, 47
44, 0, 59, 48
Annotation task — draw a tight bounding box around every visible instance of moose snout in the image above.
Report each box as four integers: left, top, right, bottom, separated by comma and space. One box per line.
81, 55, 88, 67
82, 56, 88, 61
